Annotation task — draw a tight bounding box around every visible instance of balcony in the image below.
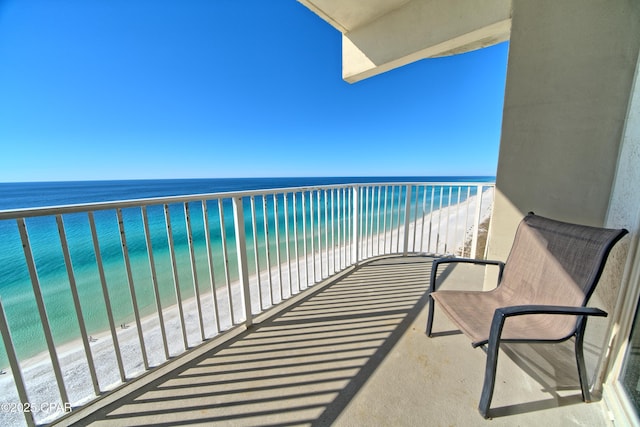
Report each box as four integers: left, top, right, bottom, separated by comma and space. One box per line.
0, 181, 611, 425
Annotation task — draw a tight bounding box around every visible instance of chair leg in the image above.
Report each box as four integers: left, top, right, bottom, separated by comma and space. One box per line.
480, 310, 507, 418
426, 260, 439, 336
479, 340, 500, 418
426, 295, 435, 336
574, 320, 592, 402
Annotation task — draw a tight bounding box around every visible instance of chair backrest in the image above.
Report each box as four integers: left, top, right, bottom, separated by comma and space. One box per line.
498, 213, 628, 309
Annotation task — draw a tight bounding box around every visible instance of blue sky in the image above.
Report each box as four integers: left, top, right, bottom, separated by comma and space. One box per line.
0, 0, 508, 182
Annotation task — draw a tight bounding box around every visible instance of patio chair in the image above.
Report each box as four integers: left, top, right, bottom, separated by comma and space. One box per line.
426, 212, 628, 418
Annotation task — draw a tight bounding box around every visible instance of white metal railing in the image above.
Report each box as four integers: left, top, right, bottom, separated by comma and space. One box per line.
0, 181, 494, 426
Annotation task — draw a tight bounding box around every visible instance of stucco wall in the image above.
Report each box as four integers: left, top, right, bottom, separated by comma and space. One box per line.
488, 0, 640, 265
604, 49, 640, 311
601, 46, 640, 390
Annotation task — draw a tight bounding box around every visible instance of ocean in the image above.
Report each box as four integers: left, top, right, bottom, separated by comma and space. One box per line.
0, 177, 493, 368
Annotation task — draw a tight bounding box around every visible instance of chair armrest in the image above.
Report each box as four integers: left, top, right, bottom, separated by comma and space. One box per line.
496, 305, 607, 318
430, 257, 505, 293
480, 305, 608, 348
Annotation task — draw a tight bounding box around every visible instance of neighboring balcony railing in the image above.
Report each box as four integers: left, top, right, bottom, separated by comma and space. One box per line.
0, 181, 494, 426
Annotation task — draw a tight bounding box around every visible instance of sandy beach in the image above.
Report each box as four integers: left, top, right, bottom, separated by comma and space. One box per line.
0, 186, 493, 425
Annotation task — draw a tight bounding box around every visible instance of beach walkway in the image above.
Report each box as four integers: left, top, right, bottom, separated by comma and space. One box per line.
57, 255, 611, 426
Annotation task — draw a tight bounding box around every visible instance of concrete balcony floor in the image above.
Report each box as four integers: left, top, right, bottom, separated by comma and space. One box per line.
59, 255, 612, 426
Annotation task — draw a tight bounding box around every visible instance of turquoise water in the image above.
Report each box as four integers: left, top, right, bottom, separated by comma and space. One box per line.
0, 177, 493, 366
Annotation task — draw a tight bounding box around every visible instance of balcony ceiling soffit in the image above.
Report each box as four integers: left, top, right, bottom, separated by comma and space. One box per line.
298, 0, 411, 33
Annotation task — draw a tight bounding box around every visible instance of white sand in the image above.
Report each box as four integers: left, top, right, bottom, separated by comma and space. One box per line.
0, 186, 493, 425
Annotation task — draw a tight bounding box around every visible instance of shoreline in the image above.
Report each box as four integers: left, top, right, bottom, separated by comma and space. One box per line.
0, 187, 493, 425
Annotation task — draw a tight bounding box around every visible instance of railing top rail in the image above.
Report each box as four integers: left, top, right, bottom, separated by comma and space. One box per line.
0, 181, 495, 220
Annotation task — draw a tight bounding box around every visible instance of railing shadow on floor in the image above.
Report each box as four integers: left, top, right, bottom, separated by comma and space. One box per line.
63, 255, 433, 426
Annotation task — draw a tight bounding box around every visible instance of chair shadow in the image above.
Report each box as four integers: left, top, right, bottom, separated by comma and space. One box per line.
484, 340, 605, 418
428, 330, 463, 338
488, 394, 585, 418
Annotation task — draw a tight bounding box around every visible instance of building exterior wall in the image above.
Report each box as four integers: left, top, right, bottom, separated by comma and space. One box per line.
602, 46, 640, 423
488, 0, 640, 269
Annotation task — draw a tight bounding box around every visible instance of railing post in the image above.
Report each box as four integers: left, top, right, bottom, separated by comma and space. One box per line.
470, 185, 484, 259
352, 185, 360, 263
232, 196, 253, 327
402, 185, 413, 256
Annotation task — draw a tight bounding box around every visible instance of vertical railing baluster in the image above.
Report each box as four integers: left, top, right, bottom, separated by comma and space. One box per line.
202, 201, 221, 333
453, 187, 462, 255
463, 186, 472, 257
382, 186, 389, 254
388, 186, 395, 254
250, 196, 264, 311
0, 297, 36, 427
116, 208, 149, 370
363, 187, 369, 258
302, 191, 309, 287
88, 212, 126, 382
317, 190, 322, 279
419, 186, 428, 253
218, 200, 235, 325
310, 190, 316, 282
427, 187, 436, 253
395, 186, 403, 254
337, 187, 341, 268
232, 196, 252, 327
402, 185, 413, 256
141, 206, 170, 359
348, 186, 353, 264
370, 186, 375, 256
352, 186, 360, 263
369, 186, 375, 258
412, 186, 420, 252
292, 192, 301, 292
346, 187, 351, 265
436, 187, 444, 253
366, 187, 372, 257
55, 214, 100, 395
444, 187, 453, 253
164, 204, 188, 350
369, 186, 374, 257
330, 189, 335, 274
342, 188, 347, 267
284, 193, 293, 296
262, 196, 273, 305
358, 187, 364, 261
17, 218, 70, 405
273, 194, 283, 300
471, 185, 484, 259
375, 186, 382, 256
335, 189, 340, 268
324, 189, 329, 276
335, 189, 341, 271
184, 203, 205, 342
338, 187, 347, 270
